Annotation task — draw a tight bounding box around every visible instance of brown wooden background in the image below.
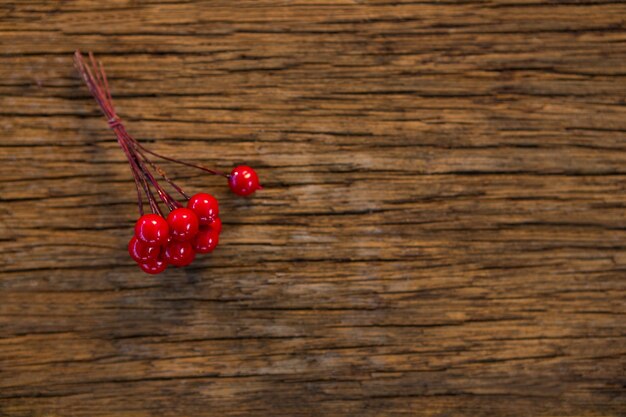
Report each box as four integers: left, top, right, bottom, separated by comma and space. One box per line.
1, 1, 625, 416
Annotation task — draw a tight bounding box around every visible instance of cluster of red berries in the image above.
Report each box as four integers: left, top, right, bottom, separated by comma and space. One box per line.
128, 193, 220, 274
128, 166, 261, 274
74, 51, 262, 275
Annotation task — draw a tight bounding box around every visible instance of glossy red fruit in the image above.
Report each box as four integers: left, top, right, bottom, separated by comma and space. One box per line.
187, 193, 219, 225
135, 214, 169, 245
208, 217, 222, 234
128, 236, 160, 263
193, 227, 219, 254
164, 240, 195, 266
167, 207, 199, 241
138, 257, 167, 275
228, 165, 261, 196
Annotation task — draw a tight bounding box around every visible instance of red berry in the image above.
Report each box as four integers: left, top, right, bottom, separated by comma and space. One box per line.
135, 214, 169, 245
193, 227, 219, 254
164, 240, 195, 266
167, 207, 199, 241
228, 165, 261, 196
208, 217, 222, 234
138, 257, 167, 275
187, 193, 219, 225
128, 236, 160, 263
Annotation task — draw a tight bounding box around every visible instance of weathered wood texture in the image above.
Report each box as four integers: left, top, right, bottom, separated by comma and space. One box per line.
1, 1, 625, 416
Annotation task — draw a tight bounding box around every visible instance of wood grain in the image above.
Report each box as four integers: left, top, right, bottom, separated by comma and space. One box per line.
1, 1, 625, 416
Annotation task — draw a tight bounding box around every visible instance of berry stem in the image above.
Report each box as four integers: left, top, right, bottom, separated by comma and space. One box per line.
117, 131, 162, 216
110, 120, 145, 215
116, 123, 180, 211
132, 144, 190, 200
74, 50, 244, 218
127, 137, 229, 179
74, 50, 210, 215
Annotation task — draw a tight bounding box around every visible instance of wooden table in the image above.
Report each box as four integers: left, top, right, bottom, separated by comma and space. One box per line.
1, 1, 625, 416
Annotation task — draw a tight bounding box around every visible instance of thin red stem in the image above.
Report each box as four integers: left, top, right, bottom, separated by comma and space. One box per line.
118, 134, 162, 215
134, 145, 190, 200
116, 124, 180, 211
75, 50, 232, 217
126, 136, 228, 178
74, 50, 208, 216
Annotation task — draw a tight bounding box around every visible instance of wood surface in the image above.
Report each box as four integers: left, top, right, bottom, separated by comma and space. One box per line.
1, 1, 625, 416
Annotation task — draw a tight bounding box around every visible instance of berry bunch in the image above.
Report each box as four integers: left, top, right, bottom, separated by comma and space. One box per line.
74, 51, 262, 274
129, 194, 221, 274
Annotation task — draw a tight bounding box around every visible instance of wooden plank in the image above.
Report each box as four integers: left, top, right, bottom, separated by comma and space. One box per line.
0, 1, 624, 416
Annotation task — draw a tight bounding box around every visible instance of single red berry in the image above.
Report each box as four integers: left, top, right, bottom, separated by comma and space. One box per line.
193, 227, 219, 254
187, 193, 219, 225
138, 257, 167, 275
228, 165, 261, 196
135, 214, 169, 245
167, 207, 199, 241
164, 240, 196, 266
128, 236, 160, 263
208, 217, 222, 234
